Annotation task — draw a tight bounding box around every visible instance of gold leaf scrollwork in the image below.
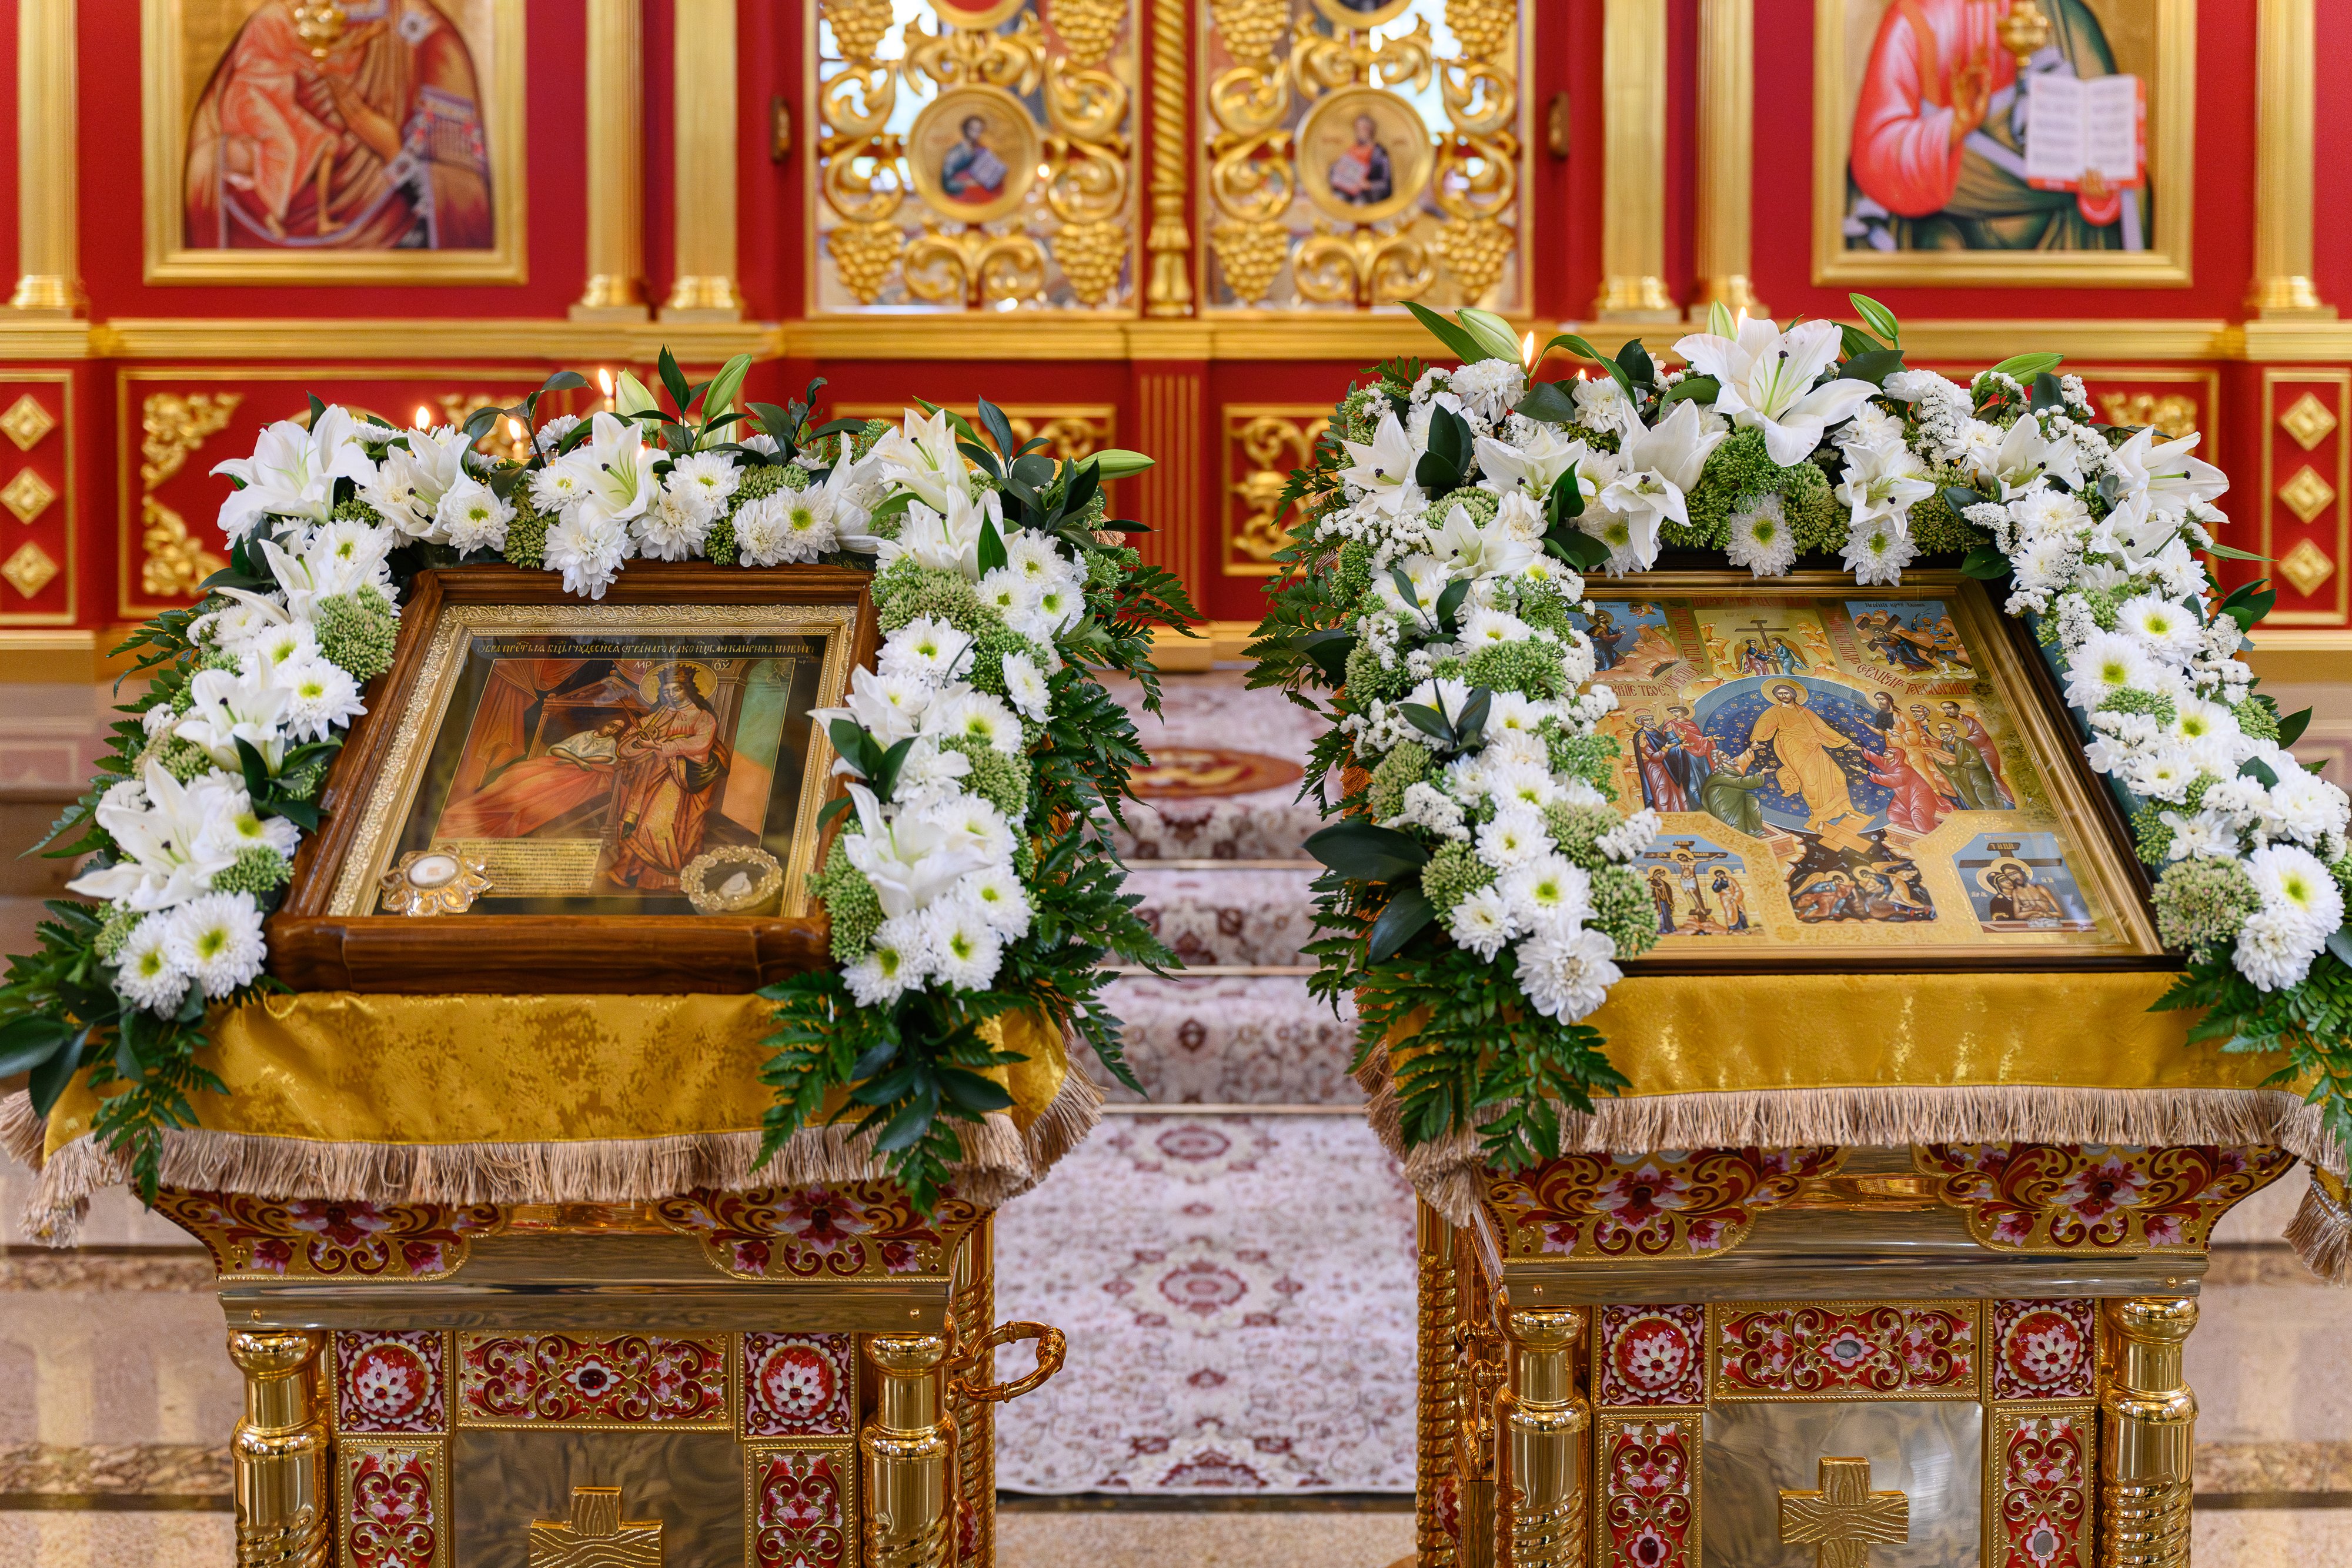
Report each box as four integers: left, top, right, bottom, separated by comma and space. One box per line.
1228, 413, 1328, 564
905, 222, 1049, 309
1295, 228, 1435, 307
817, 0, 908, 304
1294, 13, 1434, 101
141, 496, 227, 601
1041, 8, 1132, 306
141, 392, 243, 491
904, 11, 1047, 96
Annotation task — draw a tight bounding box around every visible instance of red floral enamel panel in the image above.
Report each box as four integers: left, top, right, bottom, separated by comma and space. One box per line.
1991, 1300, 2097, 1401
456, 1333, 730, 1427
653, 1183, 979, 1279
1596, 1416, 1699, 1568
1481, 1148, 1842, 1263
1916, 1143, 2294, 1251
750, 1445, 853, 1568
1712, 1302, 1977, 1400
343, 1443, 445, 1568
1594, 1305, 1706, 1408
335, 1332, 447, 1435
1995, 1408, 2093, 1568
153, 1189, 499, 1281
743, 1333, 855, 1437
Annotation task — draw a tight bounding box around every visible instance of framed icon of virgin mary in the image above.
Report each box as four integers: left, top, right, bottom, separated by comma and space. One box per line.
270, 564, 873, 992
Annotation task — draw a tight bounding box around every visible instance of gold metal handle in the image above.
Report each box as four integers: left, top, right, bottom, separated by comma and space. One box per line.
948, 1320, 1066, 1406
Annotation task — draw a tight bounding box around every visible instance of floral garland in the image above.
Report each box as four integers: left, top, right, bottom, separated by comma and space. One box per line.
1252, 302, 2352, 1170
1, 354, 1194, 1205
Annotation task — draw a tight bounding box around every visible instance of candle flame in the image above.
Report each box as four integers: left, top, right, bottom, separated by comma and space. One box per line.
506, 417, 524, 443
597, 368, 614, 399
1520, 330, 1536, 367
413, 405, 432, 429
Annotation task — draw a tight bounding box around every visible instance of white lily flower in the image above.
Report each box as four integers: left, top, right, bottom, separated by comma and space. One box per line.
1475, 424, 1585, 500
1338, 408, 1428, 519
255, 522, 395, 622
840, 784, 993, 918
2108, 426, 2229, 511
175, 664, 292, 774
212, 407, 380, 540
1972, 416, 2080, 498
1429, 502, 1537, 582
1674, 317, 1876, 466
1586, 471, 1683, 574
871, 407, 967, 513
570, 412, 659, 530
811, 666, 933, 747
1835, 440, 1936, 530
1619, 399, 1727, 496
366, 425, 473, 540
881, 484, 1004, 581
65, 761, 242, 912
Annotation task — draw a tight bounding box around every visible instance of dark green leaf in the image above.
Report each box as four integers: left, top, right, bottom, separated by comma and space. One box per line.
1302, 822, 1431, 881
1296, 628, 1355, 684
0, 1015, 72, 1079
936, 1066, 1017, 1112
1839, 323, 1879, 359
657, 347, 691, 413
1941, 484, 1988, 517
27, 1030, 89, 1118
1841, 348, 1906, 387
817, 793, 854, 831
2240, 757, 2280, 788
1404, 301, 1484, 363
2326, 925, 2352, 971
1546, 463, 1585, 524
975, 397, 1017, 460
1061, 460, 1100, 520
1514, 380, 1579, 425
1399, 703, 1456, 746
1657, 376, 1719, 408
977, 518, 1008, 576
1366, 889, 1437, 962
1614, 339, 1655, 388
1959, 545, 2011, 580
1434, 576, 1472, 633
1545, 334, 1635, 397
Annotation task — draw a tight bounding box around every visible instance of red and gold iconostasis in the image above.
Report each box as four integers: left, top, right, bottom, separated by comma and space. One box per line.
0, 0, 2347, 764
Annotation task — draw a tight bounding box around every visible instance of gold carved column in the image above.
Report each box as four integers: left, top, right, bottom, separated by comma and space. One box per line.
11, 0, 82, 315
2100, 1296, 2198, 1568
865, 1330, 957, 1568
228, 1329, 332, 1568
1144, 0, 1193, 316
950, 1214, 996, 1566
2248, 0, 2331, 318
1689, 0, 1766, 323
664, 0, 743, 320
1593, 0, 1675, 323
1417, 1202, 1462, 1568
573, 0, 648, 321
1497, 1306, 1589, 1568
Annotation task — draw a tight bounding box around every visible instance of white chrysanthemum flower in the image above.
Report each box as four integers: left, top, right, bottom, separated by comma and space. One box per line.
2247, 843, 2344, 942
528, 454, 595, 514
811, 667, 931, 745
2062, 631, 2160, 710
241, 618, 319, 676
436, 476, 514, 554
773, 483, 839, 560
846, 915, 934, 1007
1446, 357, 1528, 423
1725, 494, 1796, 577
272, 657, 364, 743
918, 792, 1015, 864
632, 486, 712, 562
1485, 691, 1548, 738
164, 891, 268, 998
2233, 907, 2322, 992
926, 691, 1024, 755
976, 568, 1037, 623
533, 413, 583, 454
1483, 760, 1562, 813
2265, 766, 2350, 844
1446, 883, 1519, 961
1003, 530, 1071, 585
668, 451, 741, 510
200, 599, 286, 654
2115, 594, 2203, 658
880, 618, 973, 684
1501, 853, 1593, 930
1000, 651, 1051, 720
543, 512, 631, 599
734, 493, 801, 567
924, 899, 1004, 991
1840, 517, 1917, 587
115, 914, 188, 1014
194, 799, 302, 862
1030, 579, 1084, 635
960, 865, 1034, 939
1459, 607, 1531, 647
1514, 924, 1621, 1022
884, 737, 971, 807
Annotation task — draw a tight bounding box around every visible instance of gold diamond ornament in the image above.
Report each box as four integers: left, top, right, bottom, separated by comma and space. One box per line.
2279, 537, 2338, 598
2279, 464, 2340, 525
1, 540, 58, 598
2281, 391, 2340, 452
1, 467, 56, 525
0, 394, 55, 452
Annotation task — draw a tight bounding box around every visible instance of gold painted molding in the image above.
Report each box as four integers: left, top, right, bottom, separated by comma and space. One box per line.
572, 0, 648, 322
1594, 0, 1676, 322
85, 319, 779, 362
2249, 0, 2331, 318
11, 0, 82, 314
664, 0, 743, 321
1689, 0, 1765, 323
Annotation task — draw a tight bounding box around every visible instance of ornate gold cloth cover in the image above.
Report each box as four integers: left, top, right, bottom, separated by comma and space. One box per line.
7, 993, 1097, 1238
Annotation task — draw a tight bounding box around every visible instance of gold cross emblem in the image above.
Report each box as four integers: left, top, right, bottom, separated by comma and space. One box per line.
527, 1486, 663, 1567
1778, 1456, 1909, 1568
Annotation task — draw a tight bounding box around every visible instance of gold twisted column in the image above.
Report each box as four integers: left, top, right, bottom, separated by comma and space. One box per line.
865, 1330, 957, 1568
1144, 0, 1194, 316
2100, 1297, 2198, 1567
949, 1215, 995, 1566
11, 0, 82, 314
228, 1329, 332, 1568
1418, 1202, 1462, 1568
1498, 1307, 1589, 1568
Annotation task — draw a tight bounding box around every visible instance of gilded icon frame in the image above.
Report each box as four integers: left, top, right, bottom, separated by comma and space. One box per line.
1810, 0, 2194, 287
140, 0, 528, 284
270, 565, 874, 994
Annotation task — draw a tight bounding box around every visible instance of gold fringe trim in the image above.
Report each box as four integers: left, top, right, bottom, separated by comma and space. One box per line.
0, 1090, 42, 1171
2286, 1168, 2352, 1288
19, 1070, 1102, 1248
1354, 1052, 2350, 1239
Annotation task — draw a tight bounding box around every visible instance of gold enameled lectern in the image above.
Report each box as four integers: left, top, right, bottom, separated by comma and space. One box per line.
14, 993, 1095, 1568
